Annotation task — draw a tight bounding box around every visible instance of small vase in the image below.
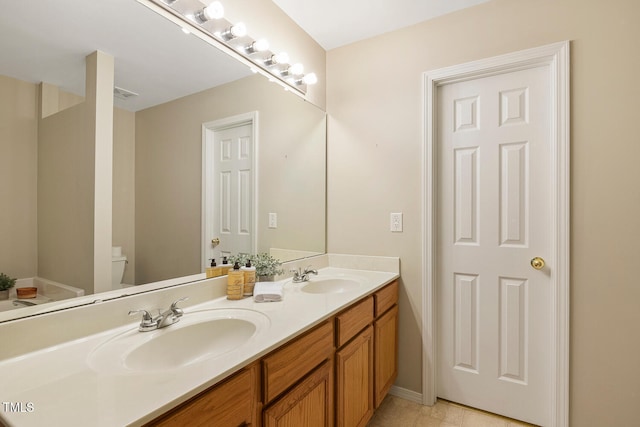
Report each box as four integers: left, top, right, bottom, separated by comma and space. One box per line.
257, 275, 275, 282
0, 290, 9, 300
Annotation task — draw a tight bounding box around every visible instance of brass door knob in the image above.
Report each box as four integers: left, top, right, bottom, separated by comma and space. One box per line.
531, 257, 545, 270
211, 238, 220, 247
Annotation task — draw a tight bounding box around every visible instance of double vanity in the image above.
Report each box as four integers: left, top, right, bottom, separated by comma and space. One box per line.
0, 254, 399, 426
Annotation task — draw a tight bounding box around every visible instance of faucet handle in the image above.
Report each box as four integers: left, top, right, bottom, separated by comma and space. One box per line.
303, 265, 318, 275
129, 309, 159, 331
170, 297, 189, 317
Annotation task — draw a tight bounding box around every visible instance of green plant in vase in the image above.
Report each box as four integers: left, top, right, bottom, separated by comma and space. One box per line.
228, 253, 284, 281
253, 253, 284, 280
0, 272, 17, 300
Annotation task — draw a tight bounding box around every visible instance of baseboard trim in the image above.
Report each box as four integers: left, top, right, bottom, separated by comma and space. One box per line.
389, 386, 423, 404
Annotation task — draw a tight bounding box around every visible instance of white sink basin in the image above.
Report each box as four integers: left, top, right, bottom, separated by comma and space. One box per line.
87, 308, 270, 374
300, 276, 366, 294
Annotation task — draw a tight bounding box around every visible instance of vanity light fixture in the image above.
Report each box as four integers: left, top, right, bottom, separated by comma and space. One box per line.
140, 0, 317, 95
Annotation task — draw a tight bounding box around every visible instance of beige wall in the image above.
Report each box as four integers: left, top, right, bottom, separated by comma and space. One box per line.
1, 72, 130, 290
37, 52, 114, 296
135, 74, 325, 285
38, 98, 95, 294
113, 108, 136, 285
224, 0, 326, 109
326, 0, 640, 425
0, 75, 38, 279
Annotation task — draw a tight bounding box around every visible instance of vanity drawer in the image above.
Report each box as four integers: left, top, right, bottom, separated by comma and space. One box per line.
146, 362, 258, 426
262, 320, 334, 404
335, 296, 374, 347
374, 281, 398, 318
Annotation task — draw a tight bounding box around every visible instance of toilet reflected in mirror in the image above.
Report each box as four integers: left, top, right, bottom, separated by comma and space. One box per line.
111, 247, 129, 290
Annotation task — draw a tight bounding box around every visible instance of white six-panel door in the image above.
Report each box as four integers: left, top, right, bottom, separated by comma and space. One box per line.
436, 66, 552, 425
203, 122, 254, 266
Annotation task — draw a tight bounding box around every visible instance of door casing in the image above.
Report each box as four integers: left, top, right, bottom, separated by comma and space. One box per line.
421, 41, 570, 427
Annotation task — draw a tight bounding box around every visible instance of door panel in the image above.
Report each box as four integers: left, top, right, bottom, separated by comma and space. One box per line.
437, 66, 552, 426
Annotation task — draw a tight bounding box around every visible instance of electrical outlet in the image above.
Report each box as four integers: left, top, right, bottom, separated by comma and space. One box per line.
268, 213, 278, 229
390, 213, 403, 232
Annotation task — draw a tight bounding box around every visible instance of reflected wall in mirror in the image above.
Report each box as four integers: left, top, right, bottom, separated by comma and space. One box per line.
132, 74, 326, 285
0, 0, 326, 322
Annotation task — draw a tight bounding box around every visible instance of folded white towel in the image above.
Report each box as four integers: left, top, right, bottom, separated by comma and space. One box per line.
253, 281, 285, 303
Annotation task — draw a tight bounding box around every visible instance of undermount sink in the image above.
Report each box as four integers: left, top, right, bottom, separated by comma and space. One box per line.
300, 276, 366, 294
87, 308, 270, 374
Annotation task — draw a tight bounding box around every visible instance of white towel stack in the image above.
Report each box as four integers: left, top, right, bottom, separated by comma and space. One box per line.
253, 281, 285, 302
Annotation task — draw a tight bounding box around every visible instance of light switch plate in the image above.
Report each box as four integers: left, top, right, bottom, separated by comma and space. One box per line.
268, 213, 278, 229
390, 212, 403, 232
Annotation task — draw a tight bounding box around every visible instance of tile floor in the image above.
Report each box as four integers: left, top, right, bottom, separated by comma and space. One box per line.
367, 395, 537, 427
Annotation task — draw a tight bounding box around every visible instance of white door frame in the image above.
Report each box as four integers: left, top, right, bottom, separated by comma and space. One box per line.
422, 41, 570, 426
201, 111, 259, 271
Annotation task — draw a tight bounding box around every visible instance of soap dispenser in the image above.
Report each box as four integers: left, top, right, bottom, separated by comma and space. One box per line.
227, 261, 245, 300
241, 259, 256, 296
206, 259, 221, 278
220, 256, 231, 275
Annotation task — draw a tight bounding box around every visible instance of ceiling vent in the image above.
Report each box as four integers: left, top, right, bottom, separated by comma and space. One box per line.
113, 86, 139, 100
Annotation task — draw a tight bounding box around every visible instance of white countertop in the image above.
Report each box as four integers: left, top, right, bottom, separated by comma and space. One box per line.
0, 266, 398, 427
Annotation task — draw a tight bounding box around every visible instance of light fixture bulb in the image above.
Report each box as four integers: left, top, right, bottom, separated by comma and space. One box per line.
231, 22, 247, 38
203, 1, 224, 20
289, 63, 304, 75
302, 73, 318, 85
221, 22, 247, 40
195, 1, 224, 23
265, 52, 289, 66
281, 63, 304, 77
274, 52, 289, 64
246, 38, 269, 54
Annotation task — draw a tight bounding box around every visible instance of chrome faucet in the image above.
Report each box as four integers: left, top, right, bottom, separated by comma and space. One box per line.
129, 297, 189, 332
291, 266, 318, 283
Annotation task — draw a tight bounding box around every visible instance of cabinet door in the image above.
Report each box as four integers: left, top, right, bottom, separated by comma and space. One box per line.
263, 360, 333, 427
147, 363, 259, 427
374, 305, 398, 408
335, 325, 374, 427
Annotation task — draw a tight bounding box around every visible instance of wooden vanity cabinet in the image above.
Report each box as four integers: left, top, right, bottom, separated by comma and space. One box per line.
146, 280, 399, 427
262, 321, 335, 426
146, 362, 260, 427
262, 320, 334, 405
373, 281, 399, 408
334, 296, 375, 427
335, 324, 374, 427
263, 360, 333, 427
333, 281, 399, 425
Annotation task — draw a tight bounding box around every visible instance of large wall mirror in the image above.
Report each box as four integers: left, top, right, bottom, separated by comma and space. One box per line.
0, 0, 326, 322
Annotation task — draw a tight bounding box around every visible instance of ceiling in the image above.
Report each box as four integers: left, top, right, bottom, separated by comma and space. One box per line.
1, 0, 490, 111
272, 0, 492, 50
0, 0, 250, 111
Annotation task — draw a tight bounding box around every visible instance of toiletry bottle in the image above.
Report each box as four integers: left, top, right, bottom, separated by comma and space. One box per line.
206, 259, 221, 278
227, 261, 245, 300
220, 256, 231, 276
242, 260, 257, 296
